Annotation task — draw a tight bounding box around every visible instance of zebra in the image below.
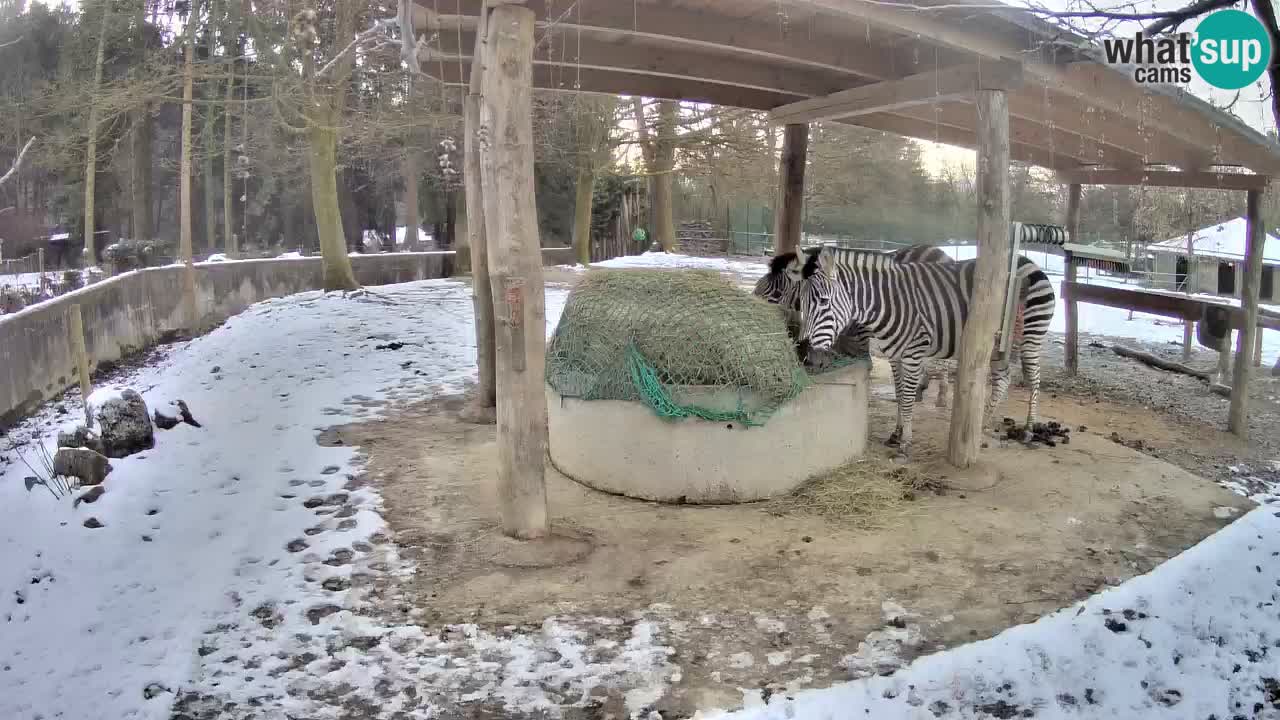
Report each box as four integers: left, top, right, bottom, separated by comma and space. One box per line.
753, 244, 955, 406
782, 245, 1055, 457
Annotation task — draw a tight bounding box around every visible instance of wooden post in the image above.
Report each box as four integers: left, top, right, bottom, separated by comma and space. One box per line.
465, 3, 495, 410
1063, 183, 1082, 375
1229, 188, 1267, 438
68, 304, 93, 428
1254, 328, 1264, 367
478, 3, 549, 539
37, 247, 45, 296
948, 89, 1012, 468
773, 123, 808, 255
1182, 195, 1195, 361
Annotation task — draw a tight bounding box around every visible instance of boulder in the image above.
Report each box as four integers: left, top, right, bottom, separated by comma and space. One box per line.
153, 399, 201, 430
54, 447, 112, 486
57, 425, 105, 456
94, 390, 154, 458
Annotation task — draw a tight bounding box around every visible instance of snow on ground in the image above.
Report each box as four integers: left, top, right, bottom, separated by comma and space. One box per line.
702, 505, 1280, 720
0, 279, 571, 719
2, 251, 1279, 719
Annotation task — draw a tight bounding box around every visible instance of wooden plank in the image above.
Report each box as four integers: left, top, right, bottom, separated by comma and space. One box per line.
889, 102, 1145, 170
843, 113, 1083, 170
434, 31, 850, 98
1063, 184, 1082, 375
1065, 281, 1280, 331
478, 3, 550, 539
948, 89, 1011, 468
769, 61, 1022, 124
1229, 189, 1267, 438
426, 1, 914, 82
773, 124, 808, 254
1056, 168, 1271, 191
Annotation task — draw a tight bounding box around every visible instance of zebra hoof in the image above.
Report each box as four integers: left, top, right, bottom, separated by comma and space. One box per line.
884, 433, 901, 448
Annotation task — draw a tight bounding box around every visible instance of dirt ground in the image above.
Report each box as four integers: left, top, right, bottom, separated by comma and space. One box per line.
335, 357, 1254, 718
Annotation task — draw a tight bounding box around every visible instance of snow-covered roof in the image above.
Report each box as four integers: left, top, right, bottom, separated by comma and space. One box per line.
1150, 218, 1280, 263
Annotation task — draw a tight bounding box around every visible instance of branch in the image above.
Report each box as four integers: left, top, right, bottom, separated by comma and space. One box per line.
398, 0, 421, 75
1250, 0, 1280, 128
0, 37, 20, 50
1143, 0, 1240, 35
0, 137, 35, 189
316, 18, 397, 79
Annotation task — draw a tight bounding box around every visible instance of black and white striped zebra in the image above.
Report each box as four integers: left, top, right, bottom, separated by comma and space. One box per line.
783, 245, 1055, 456
753, 244, 955, 405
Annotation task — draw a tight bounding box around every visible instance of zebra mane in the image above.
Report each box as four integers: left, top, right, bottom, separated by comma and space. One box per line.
767, 252, 797, 277
803, 246, 891, 280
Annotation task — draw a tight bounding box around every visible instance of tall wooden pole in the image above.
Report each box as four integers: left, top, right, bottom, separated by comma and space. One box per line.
774, 123, 808, 255
948, 89, 1012, 468
479, 3, 549, 539
465, 3, 495, 411
1229, 188, 1267, 438
1063, 183, 1082, 375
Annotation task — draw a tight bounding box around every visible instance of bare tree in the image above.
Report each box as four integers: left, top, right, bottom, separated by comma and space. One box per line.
0, 137, 34, 190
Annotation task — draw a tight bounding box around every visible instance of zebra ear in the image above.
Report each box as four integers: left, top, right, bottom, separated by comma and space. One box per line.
800, 247, 826, 280
768, 252, 797, 277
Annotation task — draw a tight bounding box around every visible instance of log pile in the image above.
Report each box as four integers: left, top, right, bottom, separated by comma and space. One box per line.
676, 221, 726, 256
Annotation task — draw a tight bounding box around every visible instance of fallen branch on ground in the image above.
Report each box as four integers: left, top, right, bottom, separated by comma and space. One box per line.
1111, 345, 1210, 381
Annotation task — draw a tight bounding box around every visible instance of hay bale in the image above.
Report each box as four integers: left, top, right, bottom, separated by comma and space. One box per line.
546, 269, 806, 424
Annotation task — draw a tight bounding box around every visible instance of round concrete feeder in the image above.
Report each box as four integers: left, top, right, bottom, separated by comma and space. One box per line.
546, 360, 870, 504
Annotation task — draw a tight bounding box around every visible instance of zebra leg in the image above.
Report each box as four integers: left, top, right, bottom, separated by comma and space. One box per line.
1020, 342, 1043, 428
893, 359, 925, 457
886, 359, 905, 446
933, 363, 950, 408
984, 360, 1013, 432
915, 358, 932, 404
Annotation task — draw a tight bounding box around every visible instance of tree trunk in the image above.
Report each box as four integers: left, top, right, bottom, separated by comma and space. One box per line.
773, 123, 808, 255
651, 100, 678, 252
223, 1, 237, 256
948, 89, 1011, 468
202, 0, 221, 252
572, 159, 595, 264
308, 125, 359, 291
479, 4, 549, 539
1229, 189, 1267, 438
130, 108, 153, 241
465, 92, 494, 407
180, 8, 198, 327
402, 76, 420, 251
1063, 184, 1082, 374
83, 1, 111, 265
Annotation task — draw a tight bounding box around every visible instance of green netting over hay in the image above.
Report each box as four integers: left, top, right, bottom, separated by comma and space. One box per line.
546, 269, 862, 426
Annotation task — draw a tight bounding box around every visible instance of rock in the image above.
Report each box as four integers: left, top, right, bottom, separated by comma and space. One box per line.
83, 517, 104, 529
54, 447, 112, 486
153, 409, 180, 430
57, 425, 104, 456
175, 400, 201, 428
73, 486, 106, 507
95, 390, 154, 458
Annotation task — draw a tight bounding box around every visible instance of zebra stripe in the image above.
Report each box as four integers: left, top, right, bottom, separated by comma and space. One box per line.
754, 245, 956, 405
796, 246, 1055, 456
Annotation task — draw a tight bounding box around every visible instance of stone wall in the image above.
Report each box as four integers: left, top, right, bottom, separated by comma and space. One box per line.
1, 249, 575, 429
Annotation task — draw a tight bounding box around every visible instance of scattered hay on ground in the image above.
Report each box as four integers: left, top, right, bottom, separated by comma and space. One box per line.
771, 456, 949, 530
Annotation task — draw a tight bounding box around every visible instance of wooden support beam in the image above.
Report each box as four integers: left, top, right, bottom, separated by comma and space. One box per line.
1064, 281, 1280, 331
774, 124, 809, 255
1229, 189, 1267, 439
889, 102, 1146, 170
843, 113, 1081, 171
770, 61, 1023, 125
948, 88, 1012, 468
1056, 168, 1271, 191
434, 31, 850, 98
478, 3, 549, 538
462, 2, 495, 415
424, 1, 922, 83
1063, 184, 1082, 375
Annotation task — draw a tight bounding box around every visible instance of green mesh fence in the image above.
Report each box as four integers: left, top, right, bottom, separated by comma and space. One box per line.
546, 269, 863, 426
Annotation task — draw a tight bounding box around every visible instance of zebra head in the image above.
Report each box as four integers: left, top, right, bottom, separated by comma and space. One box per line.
797, 248, 850, 355
754, 250, 814, 311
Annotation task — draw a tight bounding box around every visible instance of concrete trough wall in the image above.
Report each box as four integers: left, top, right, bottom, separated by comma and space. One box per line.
547, 361, 870, 504
1, 248, 575, 429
